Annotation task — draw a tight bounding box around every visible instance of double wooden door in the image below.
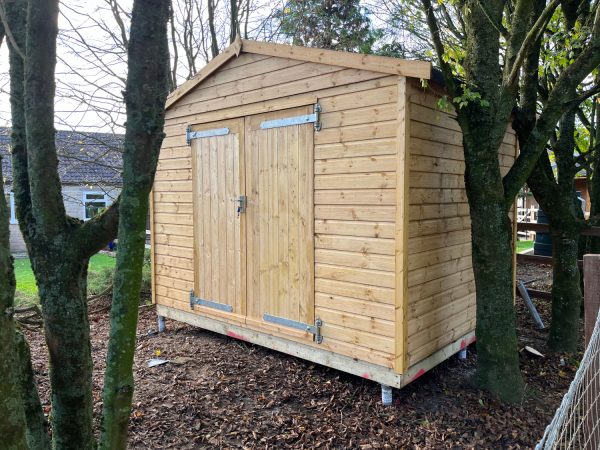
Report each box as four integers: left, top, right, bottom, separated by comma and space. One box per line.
191, 107, 314, 336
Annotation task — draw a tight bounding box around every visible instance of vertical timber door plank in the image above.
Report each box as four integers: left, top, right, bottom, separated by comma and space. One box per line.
278, 126, 290, 320
210, 137, 220, 300
218, 135, 228, 304
225, 134, 235, 308
192, 139, 203, 297
202, 138, 212, 301
237, 125, 247, 316
288, 125, 300, 321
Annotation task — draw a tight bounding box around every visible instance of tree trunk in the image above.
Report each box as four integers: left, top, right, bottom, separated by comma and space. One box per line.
548, 230, 582, 352
99, 0, 169, 447
207, 0, 219, 58
0, 158, 28, 450
15, 332, 51, 450
469, 195, 525, 402
34, 256, 95, 450
463, 134, 525, 402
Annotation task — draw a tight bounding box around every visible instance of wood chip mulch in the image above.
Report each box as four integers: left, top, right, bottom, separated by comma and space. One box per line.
23, 263, 581, 449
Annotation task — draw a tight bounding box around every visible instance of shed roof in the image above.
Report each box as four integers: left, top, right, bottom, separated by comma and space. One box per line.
166, 38, 432, 110
0, 127, 123, 186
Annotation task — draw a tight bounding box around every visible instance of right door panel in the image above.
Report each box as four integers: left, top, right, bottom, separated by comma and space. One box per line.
245, 107, 315, 334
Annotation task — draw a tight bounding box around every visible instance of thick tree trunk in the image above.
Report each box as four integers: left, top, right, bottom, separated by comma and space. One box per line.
99, 1, 169, 447
463, 134, 525, 402
548, 230, 582, 352
36, 257, 95, 450
469, 195, 525, 401
0, 160, 28, 449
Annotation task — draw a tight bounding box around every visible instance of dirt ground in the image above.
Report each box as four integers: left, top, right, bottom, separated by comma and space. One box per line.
24, 262, 581, 449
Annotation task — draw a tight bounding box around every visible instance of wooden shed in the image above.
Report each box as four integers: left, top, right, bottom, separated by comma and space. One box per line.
150, 38, 518, 390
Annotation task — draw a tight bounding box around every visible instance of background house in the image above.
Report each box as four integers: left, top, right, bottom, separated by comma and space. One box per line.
1, 127, 123, 254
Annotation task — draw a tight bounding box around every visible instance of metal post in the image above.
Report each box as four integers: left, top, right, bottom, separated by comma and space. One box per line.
517, 280, 545, 329
157, 315, 166, 333
458, 349, 467, 360
381, 384, 393, 406
584, 255, 600, 449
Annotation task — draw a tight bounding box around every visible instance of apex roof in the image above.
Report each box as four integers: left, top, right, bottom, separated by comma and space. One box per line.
166, 38, 432, 110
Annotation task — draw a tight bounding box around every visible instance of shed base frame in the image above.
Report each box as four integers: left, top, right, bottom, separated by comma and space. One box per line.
156, 305, 476, 389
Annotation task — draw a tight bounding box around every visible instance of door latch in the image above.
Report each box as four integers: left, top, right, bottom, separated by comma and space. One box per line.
234, 195, 247, 216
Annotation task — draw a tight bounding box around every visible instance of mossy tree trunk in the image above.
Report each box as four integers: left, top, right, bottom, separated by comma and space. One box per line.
421, 0, 600, 401
5, 0, 119, 447
0, 154, 28, 450
99, 1, 170, 448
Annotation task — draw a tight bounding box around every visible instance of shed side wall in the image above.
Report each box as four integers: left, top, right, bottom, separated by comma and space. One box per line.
152, 52, 400, 368
406, 80, 517, 366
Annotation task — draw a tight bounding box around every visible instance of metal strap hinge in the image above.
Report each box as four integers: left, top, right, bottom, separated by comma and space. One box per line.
263, 314, 323, 344
260, 103, 322, 131
186, 126, 230, 145
189, 290, 233, 313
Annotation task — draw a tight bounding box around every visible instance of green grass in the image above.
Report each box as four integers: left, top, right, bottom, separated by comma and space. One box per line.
517, 240, 534, 253
14, 253, 116, 306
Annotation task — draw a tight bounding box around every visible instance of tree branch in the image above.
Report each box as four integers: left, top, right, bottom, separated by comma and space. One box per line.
77, 197, 120, 259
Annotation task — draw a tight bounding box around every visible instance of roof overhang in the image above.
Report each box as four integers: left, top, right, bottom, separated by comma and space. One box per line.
166, 38, 432, 110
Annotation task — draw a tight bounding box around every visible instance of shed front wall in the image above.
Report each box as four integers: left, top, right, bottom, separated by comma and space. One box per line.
152, 52, 400, 369
405, 79, 518, 367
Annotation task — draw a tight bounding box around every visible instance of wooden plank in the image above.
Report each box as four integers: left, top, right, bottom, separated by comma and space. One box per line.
156, 157, 192, 171
395, 75, 410, 373
409, 188, 468, 205
315, 292, 394, 321
319, 85, 397, 113
408, 255, 472, 288
315, 155, 396, 175
315, 249, 394, 272
321, 322, 394, 354
314, 189, 396, 205
315, 205, 395, 222
153, 192, 193, 203
408, 295, 472, 336
153, 233, 193, 249
314, 121, 397, 145
409, 154, 465, 175
153, 213, 193, 226
408, 269, 475, 305
314, 172, 396, 190
316, 263, 395, 289
200, 137, 212, 299
154, 254, 194, 271
408, 216, 470, 238
314, 219, 395, 239
409, 171, 463, 189
408, 229, 471, 254
320, 104, 397, 128
154, 168, 192, 181
409, 283, 475, 318
316, 307, 395, 337
408, 203, 469, 221
300, 118, 315, 325
408, 316, 475, 365
154, 243, 193, 259
241, 39, 432, 79
152, 180, 192, 193
314, 138, 396, 160
153, 223, 193, 237
150, 189, 156, 305
315, 278, 394, 304
408, 242, 472, 271
288, 124, 300, 323
154, 264, 195, 282
278, 125, 289, 319
153, 202, 193, 214
315, 234, 395, 255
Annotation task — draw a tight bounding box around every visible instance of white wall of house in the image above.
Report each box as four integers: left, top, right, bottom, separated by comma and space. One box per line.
4, 184, 120, 254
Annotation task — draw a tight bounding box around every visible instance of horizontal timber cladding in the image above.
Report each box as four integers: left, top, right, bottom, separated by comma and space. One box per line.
152, 50, 402, 366
405, 79, 517, 367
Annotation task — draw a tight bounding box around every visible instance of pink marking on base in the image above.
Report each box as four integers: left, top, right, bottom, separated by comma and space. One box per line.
410, 368, 426, 382
468, 335, 477, 344
226, 331, 248, 341
361, 373, 371, 379
460, 339, 467, 350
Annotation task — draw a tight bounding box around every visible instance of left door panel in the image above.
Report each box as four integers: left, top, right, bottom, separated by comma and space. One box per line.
191, 119, 245, 316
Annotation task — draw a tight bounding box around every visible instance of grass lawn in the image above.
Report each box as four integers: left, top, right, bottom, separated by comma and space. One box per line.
14, 253, 116, 305
517, 240, 534, 253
